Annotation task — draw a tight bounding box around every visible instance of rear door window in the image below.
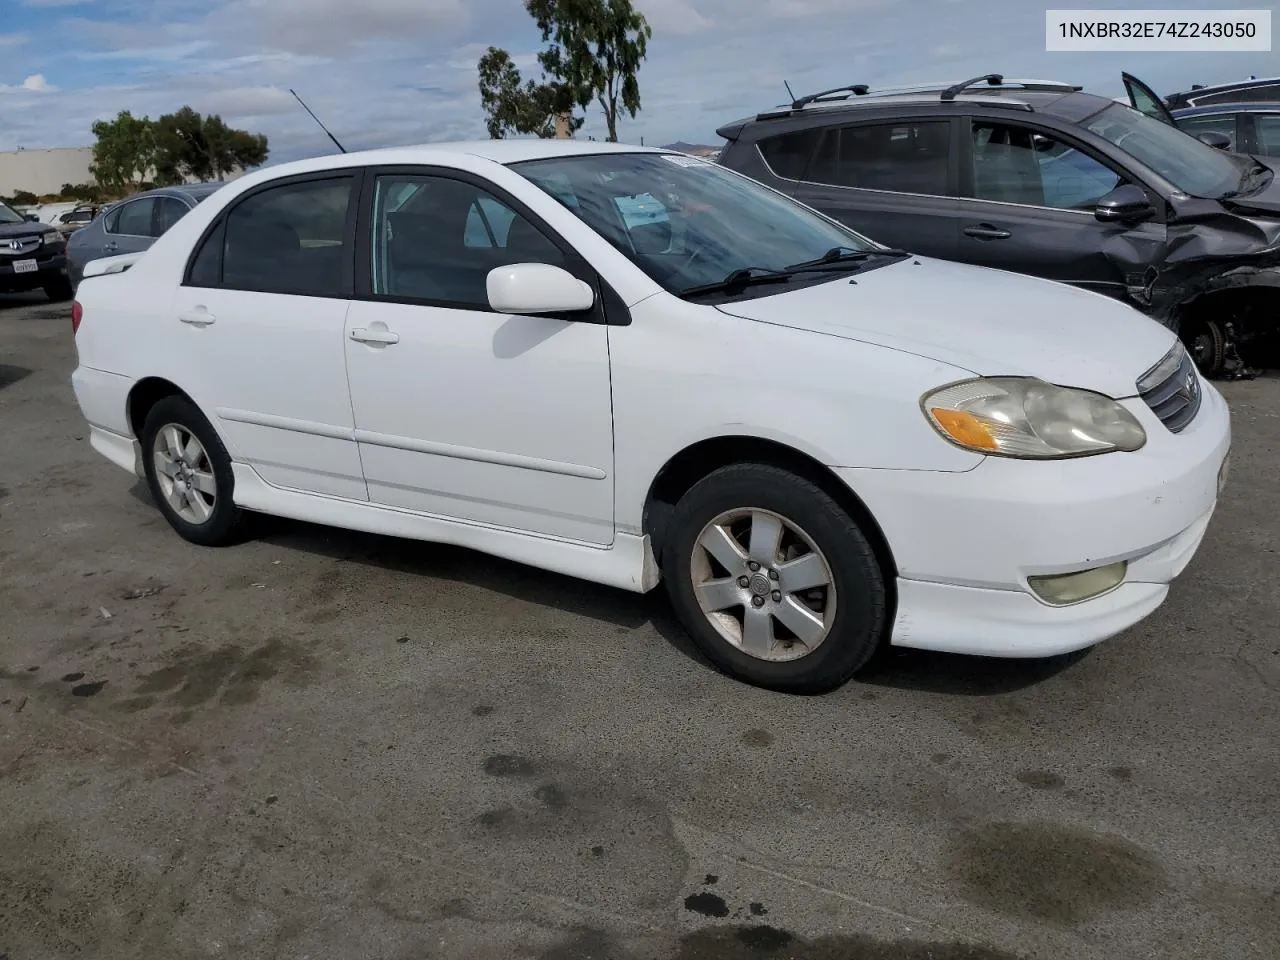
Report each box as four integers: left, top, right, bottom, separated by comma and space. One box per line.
1254, 114, 1280, 155
110, 198, 156, 236
805, 121, 951, 196
186, 175, 356, 297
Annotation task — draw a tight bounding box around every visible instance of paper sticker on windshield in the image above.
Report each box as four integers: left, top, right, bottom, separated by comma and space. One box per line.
660, 153, 709, 167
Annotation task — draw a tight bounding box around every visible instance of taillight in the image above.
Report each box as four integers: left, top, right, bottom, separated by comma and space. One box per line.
71, 300, 83, 334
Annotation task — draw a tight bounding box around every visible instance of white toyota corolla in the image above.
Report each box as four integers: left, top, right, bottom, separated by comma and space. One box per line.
69, 140, 1230, 693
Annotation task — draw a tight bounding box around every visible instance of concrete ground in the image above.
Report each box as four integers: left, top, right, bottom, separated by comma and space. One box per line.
1, 290, 1277, 960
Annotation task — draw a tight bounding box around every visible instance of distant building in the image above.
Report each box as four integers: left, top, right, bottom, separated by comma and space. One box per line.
0, 145, 250, 198
0, 147, 95, 196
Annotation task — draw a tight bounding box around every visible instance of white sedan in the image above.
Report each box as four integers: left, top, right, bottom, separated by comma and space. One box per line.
68, 139, 1231, 693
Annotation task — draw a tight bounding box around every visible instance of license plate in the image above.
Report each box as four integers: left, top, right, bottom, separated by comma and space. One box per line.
13, 259, 37, 274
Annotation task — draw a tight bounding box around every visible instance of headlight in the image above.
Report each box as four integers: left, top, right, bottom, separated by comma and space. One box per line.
922, 377, 1146, 458
41, 230, 60, 246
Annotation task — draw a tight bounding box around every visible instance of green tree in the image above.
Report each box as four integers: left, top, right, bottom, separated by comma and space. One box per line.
477, 46, 583, 139
524, 0, 652, 142
153, 107, 269, 184
89, 110, 155, 191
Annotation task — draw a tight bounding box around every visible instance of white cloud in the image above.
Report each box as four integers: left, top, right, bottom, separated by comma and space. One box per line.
0, 33, 30, 47
635, 0, 713, 35
1, 74, 58, 94
22, 0, 97, 7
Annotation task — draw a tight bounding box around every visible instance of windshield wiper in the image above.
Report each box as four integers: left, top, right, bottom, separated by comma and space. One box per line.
679, 266, 794, 298
785, 246, 911, 272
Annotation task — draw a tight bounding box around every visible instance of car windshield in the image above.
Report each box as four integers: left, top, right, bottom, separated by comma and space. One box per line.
509, 152, 884, 297
0, 201, 24, 225
1083, 103, 1246, 198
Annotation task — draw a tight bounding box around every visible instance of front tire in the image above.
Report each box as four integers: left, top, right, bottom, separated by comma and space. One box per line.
1183, 318, 1226, 379
662, 463, 887, 694
44, 275, 74, 303
140, 396, 247, 547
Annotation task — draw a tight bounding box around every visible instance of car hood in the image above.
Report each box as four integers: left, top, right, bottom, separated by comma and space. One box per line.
0, 222, 47, 238
1221, 160, 1280, 217
713, 256, 1178, 398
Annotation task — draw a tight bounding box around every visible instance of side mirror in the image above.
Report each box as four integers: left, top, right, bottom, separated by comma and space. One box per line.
1095, 184, 1156, 224
1196, 131, 1232, 150
486, 263, 595, 315
23, 213, 39, 222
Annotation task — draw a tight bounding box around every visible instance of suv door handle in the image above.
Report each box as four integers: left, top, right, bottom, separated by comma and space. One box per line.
103, 241, 119, 252
350, 327, 399, 345
963, 224, 1012, 240
179, 308, 215, 326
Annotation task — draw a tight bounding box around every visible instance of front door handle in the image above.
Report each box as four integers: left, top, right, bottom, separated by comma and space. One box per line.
350, 327, 399, 345
103, 241, 119, 252
963, 224, 1012, 240
179, 308, 215, 326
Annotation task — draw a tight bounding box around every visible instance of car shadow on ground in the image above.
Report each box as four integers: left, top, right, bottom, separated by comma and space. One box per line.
0, 364, 32, 390
127, 482, 1086, 697
0, 292, 68, 321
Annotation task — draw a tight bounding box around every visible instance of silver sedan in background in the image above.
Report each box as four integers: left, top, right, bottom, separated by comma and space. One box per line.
67, 182, 227, 290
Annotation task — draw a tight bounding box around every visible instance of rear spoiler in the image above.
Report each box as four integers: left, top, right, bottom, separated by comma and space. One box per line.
82, 251, 145, 279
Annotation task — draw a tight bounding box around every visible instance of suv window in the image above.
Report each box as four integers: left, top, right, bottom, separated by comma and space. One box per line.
110, 198, 155, 236
757, 128, 824, 180
970, 122, 1123, 209
188, 176, 355, 296
369, 174, 565, 308
807, 121, 950, 195
1255, 114, 1280, 155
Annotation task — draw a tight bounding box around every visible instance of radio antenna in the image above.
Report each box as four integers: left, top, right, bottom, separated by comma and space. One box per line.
289, 89, 346, 154
783, 80, 797, 102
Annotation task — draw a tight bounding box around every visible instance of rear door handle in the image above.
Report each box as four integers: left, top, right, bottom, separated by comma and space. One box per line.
179, 308, 215, 326
350, 327, 399, 345
963, 224, 1012, 240
103, 241, 119, 252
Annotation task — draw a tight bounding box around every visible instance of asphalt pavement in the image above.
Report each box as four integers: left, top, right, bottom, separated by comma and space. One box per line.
1, 291, 1277, 960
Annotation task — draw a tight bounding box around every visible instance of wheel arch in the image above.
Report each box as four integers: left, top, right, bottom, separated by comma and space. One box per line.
126, 377, 191, 439
642, 435, 900, 598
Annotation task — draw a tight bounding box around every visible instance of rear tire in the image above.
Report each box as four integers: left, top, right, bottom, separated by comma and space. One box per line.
140, 396, 247, 547
43, 275, 74, 303
662, 463, 887, 694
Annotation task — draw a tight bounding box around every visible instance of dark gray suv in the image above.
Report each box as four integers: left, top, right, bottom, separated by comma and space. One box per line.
716, 74, 1280, 378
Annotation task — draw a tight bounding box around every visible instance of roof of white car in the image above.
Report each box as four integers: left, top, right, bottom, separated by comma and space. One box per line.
256, 138, 671, 180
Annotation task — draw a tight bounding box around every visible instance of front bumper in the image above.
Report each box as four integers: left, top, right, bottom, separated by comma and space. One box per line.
837, 382, 1231, 658
0, 252, 67, 291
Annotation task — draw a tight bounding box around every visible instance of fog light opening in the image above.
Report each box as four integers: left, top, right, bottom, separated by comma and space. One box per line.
1028, 561, 1128, 606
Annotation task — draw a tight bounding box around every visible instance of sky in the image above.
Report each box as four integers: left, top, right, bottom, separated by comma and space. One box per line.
0, 0, 1276, 163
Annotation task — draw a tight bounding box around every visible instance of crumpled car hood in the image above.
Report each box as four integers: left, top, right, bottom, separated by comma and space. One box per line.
714, 256, 1178, 398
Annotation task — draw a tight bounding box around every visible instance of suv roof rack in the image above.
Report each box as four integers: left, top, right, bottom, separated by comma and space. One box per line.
789, 84, 871, 109
774, 75, 1083, 114
940, 74, 1082, 100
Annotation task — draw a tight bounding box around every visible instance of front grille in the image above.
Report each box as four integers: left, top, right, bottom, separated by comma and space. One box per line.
0, 235, 42, 257
1136, 343, 1201, 433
